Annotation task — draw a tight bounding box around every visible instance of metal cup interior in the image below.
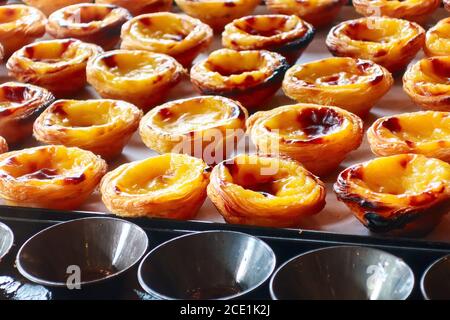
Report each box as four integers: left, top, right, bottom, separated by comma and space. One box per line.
16, 217, 148, 287
270, 246, 414, 300
138, 230, 276, 300
421, 254, 450, 300
0, 221, 13, 261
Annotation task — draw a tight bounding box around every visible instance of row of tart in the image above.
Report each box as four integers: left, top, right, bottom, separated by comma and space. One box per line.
0, 142, 448, 237
19, 0, 450, 30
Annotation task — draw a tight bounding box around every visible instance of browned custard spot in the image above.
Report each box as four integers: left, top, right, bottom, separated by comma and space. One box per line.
382, 117, 402, 133
236, 16, 288, 37
66, 6, 113, 24
297, 107, 344, 139
207, 62, 257, 77
430, 58, 450, 79
101, 53, 118, 69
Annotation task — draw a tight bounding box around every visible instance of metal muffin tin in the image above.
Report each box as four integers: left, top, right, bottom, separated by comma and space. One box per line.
0, 207, 449, 300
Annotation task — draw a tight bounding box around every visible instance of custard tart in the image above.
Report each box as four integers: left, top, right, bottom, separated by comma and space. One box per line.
367, 112, 450, 162
445, 0, 450, 12
23, 0, 90, 16
266, 0, 348, 29
353, 0, 440, 24
334, 154, 450, 236
0, 137, 7, 155
87, 50, 184, 111
6, 39, 103, 97
0, 82, 54, 145
222, 14, 315, 65
247, 103, 363, 176
326, 17, 425, 73
425, 18, 450, 57
207, 153, 326, 228
120, 12, 213, 68
139, 96, 248, 165
95, 0, 173, 16
174, 0, 261, 32
33, 99, 143, 160
403, 56, 450, 111
0, 4, 46, 58
47, 3, 132, 50
0, 145, 107, 210
190, 49, 289, 109
282, 57, 393, 117
100, 153, 209, 219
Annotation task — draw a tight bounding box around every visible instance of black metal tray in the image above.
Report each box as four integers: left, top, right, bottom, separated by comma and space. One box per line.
0, 206, 449, 300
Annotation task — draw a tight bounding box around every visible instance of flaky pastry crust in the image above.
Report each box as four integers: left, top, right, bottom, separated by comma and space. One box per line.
403, 56, 450, 111
23, 0, 89, 16
222, 14, 315, 65
121, 13, 213, 67
247, 103, 363, 176
368, 111, 450, 162
326, 16, 425, 73
47, 3, 131, 50
353, 0, 440, 24
190, 49, 289, 109
0, 145, 107, 210
0, 4, 46, 58
207, 153, 326, 227
174, 0, 260, 31
139, 96, 248, 165
334, 154, 450, 236
100, 153, 209, 219
34, 99, 143, 160
0, 82, 54, 145
266, 0, 348, 28
95, 0, 173, 16
87, 50, 184, 111
6, 38, 103, 97
282, 57, 393, 117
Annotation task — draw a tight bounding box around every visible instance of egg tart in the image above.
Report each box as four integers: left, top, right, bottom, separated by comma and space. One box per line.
222, 14, 315, 65
47, 3, 132, 50
190, 49, 289, 109
367, 112, 450, 162
282, 57, 393, 117
445, 0, 450, 12
0, 145, 107, 210
326, 17, 425, 74
174, 0, 260, 32
139, 96, 248, 165
23, 0, 90, 16
6, 39, 103, 97
120, 12, 213, 68
403, 56, 450, 111
33, 99, 143, 160
247, 104, 363, 176
0, 137, 7, 155
0, 4, 46, 58
100, 153, 209, 219
207, 154, 326, 227
334, 154, 450, 236
0, 82, 54, 146
266, 0, 347, 29
353, 0, 440, 25
95, 0, 173, 16
87, 50, 184, 111
425, 18, 450, 57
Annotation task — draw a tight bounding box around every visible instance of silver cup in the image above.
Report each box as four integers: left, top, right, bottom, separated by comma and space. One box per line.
138, 230, 276, 300
421, 254, 450, 300
270, 246, 414, 300
0, 221, 13, 262
16, 217, 148, 288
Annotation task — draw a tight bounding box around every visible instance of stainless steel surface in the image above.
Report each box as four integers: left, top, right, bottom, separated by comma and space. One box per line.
0, 221, 13, 262
138, 230, 276, 300
270, 245, 414, 300
16, 217, 149, 287
421, 254, 450, 300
